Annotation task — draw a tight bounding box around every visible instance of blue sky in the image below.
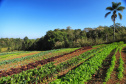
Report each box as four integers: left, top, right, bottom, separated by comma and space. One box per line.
0, 0, 126, 39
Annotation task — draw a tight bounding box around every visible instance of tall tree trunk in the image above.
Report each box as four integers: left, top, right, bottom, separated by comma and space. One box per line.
113, 20, 115, 41
106, 34, 108, 42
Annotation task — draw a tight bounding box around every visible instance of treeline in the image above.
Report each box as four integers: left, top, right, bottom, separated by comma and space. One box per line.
0, 37, 36, 52
0, 23, 126, 52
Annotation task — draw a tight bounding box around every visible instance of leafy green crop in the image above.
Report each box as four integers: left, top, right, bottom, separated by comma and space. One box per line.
50, 42, 119, 84
0, 42, 124, 84
117, 44, 126, 80
0, 49, 59, 66
0, 43, 105, 84
104, 43, 126, 82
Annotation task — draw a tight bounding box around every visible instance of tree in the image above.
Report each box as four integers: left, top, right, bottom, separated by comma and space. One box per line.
110, 23, 122, 28
23, 36, 29, 50
84, 28, 93, 32
105, 2, 125, 40
66, 26, 71, 31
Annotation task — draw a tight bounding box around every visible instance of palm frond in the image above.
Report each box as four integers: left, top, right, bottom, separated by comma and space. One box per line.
118, 13, 122, 20
117, 2, 121, 7
106, 7, 113, 11
105, 12, 111, 18
117, 6, 125, 11
112, 2, 118, 9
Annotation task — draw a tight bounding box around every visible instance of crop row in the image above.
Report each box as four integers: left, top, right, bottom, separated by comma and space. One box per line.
50, 43, 119, 84
0, 48, 80, 71
0, 47, 80, 66
0, 51, 41, 62
104, 43, 126, 83
0, 46, 91, 78
54, 45, 105, 73
0, 49, 60, 66
0, 46, 103, 83
104, 47, 118, 82
0, 51, 34, 56
117, 44, 126, 80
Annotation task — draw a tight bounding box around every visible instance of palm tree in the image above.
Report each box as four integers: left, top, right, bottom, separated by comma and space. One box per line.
105, 2, 125, 40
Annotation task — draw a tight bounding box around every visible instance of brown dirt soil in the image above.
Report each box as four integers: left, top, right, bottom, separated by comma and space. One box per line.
54, 48, 93, 65
85, 49, 116, 84
0, 46, 93, 78
54, 47, 96, 65
86, 47, 126, 84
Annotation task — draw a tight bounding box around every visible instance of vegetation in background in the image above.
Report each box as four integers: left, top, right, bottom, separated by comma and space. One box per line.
0, 24, 126, 52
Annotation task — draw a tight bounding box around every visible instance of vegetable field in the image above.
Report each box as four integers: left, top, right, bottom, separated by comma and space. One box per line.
0, 42, 126, 84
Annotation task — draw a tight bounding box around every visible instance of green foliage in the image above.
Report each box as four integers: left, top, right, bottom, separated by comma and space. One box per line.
0, 42, 124, 83
0, 49, 59, 66
0, 42, 106, 84
92, 44, 105, 48
0, 25, 126, 51
50, 43, 119, 83
104, 43, 126, 82
104, 48, 118, 82
117, 44, 126, 80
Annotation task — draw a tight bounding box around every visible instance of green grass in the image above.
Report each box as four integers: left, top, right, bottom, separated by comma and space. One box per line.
52, 47, 80, 54
0, 51, 39, 61
92, 44, 105, 48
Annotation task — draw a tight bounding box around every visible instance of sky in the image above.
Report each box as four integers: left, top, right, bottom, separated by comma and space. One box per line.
0, 0, 126, 39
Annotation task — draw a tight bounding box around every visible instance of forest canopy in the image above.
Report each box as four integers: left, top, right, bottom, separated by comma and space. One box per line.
0, 24, 126, 52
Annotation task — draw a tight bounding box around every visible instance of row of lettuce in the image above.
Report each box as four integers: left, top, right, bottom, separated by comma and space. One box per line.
0, 43, 106, 83
0, 49, 61, 66
103, 43, 126, 84
117, 44, 125, 80
50, 42, 120, 84
0, 48, 78, 66
104, 46, 118, 82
